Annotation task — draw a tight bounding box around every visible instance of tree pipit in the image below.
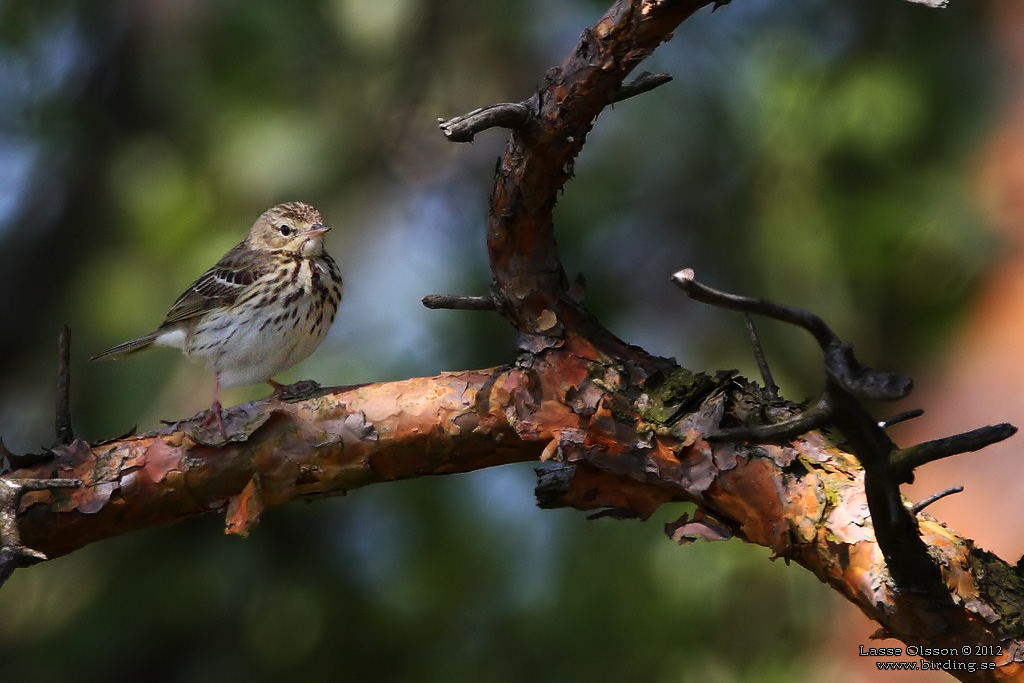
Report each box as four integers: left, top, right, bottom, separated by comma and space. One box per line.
92, 202, 343, 437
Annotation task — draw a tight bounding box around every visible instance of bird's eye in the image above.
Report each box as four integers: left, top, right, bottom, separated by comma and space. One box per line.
278, 224, 293, 236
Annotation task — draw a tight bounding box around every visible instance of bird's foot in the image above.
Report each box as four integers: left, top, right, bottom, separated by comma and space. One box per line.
197, 400, 227, 441
267, 379, 323, 402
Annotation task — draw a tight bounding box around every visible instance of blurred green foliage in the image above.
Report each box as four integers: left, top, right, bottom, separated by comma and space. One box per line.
0, 0, 1000, 680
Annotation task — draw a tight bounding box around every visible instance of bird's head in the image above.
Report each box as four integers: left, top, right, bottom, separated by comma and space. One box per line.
247, 201, 331, 257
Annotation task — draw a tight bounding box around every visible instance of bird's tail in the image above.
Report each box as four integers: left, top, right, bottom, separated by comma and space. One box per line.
90, 333, 158, 361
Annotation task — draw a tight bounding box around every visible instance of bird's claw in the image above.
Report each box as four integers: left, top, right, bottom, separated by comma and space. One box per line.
268, 379, 323, 402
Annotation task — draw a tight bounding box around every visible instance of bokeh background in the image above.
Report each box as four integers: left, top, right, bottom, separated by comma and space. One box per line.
0, 0, 1018, 680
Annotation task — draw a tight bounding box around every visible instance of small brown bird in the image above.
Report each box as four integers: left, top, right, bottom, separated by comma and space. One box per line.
92, 202, 343, 434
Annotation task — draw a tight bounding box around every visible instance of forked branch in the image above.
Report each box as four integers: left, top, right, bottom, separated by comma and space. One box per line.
673, 267, 1017, 596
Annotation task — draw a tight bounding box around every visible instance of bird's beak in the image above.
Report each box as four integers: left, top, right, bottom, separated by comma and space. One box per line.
306, 224, 331, 238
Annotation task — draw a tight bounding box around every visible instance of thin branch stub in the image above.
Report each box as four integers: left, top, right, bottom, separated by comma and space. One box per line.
744, 313, 778, 399
55, 325, 74, 446
710, 396, 830, 443
910, 486, 964, 514
439, 72, 673, 144
422, 294, 497, 311
438, 102, 533, 143
611, 72, 673, 104
891, 423, 1018, 483
879, 409, 925, 429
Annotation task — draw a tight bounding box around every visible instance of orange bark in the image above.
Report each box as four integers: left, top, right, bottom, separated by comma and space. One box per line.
17, 370, 536, 558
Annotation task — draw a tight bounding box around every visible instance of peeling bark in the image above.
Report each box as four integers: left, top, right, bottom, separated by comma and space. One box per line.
17, 370, 536, 558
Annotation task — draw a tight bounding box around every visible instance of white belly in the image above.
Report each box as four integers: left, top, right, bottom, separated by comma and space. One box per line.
186, 298, 331, 388
178, 259, 339, 389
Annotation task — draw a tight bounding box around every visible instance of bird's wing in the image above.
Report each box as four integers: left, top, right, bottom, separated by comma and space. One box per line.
161, 244, 271, 325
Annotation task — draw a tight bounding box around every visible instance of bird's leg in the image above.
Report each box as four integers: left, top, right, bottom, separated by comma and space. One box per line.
201, 372, 226, 437
267, 378, 285, 399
